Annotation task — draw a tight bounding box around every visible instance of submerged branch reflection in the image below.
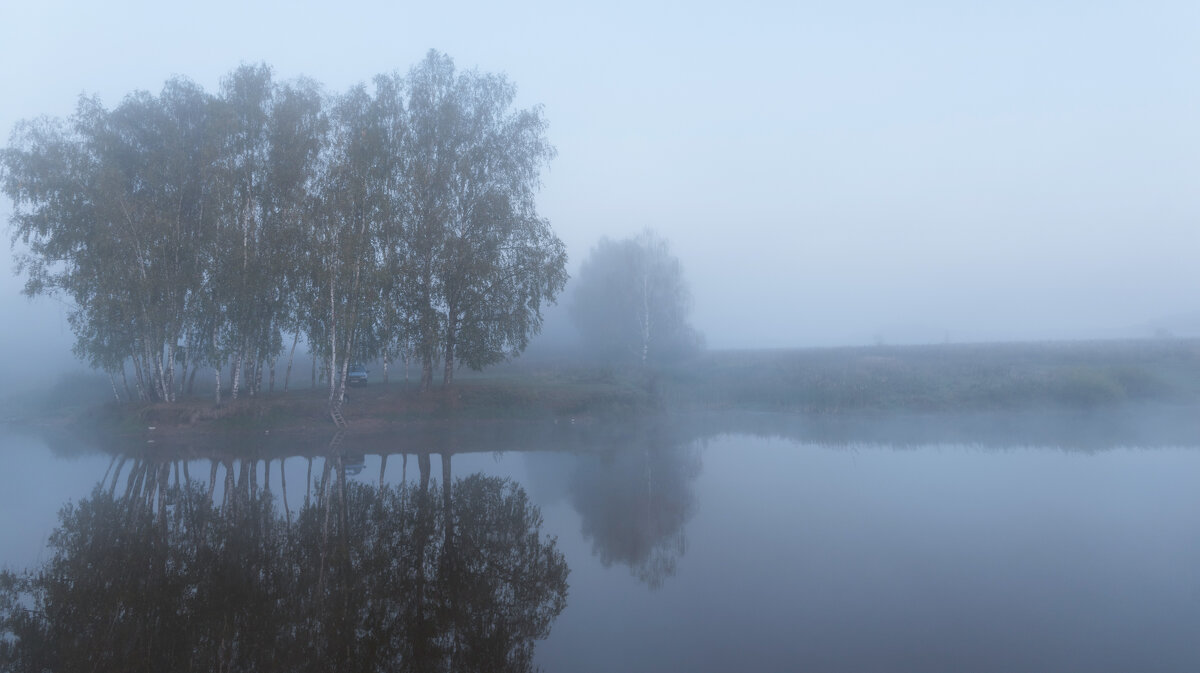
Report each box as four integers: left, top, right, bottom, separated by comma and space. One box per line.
0, 455, 568, 673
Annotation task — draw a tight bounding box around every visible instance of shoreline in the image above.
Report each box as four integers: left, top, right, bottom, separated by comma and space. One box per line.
9, 338, 1200, 450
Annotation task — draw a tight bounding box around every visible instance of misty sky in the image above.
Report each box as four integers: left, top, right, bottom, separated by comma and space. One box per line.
1, 0, 1197, 377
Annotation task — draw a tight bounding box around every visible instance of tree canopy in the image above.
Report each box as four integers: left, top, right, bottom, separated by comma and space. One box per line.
0, 51, 566, 407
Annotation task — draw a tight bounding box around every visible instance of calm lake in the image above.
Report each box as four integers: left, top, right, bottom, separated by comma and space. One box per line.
3, 409, 1200, 672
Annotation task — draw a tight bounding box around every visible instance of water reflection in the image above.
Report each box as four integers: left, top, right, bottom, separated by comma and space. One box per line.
567, 432, 702, 589
0, 453, 568, 673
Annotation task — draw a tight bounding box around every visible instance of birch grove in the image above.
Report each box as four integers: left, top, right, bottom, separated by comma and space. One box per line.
1, 51, 566, 405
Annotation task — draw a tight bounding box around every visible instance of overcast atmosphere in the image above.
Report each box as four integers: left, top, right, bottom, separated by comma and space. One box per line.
2, 0, 1198, 379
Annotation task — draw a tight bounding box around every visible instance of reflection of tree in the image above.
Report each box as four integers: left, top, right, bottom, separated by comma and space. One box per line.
569, 437, 702, 589
0, 456, 568, 673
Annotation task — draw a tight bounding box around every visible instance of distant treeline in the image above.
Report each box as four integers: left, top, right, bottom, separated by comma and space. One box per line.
0, 51, 566, 406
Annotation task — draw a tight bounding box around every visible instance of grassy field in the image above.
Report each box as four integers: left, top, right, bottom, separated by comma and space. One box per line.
657, 338, 1200, 413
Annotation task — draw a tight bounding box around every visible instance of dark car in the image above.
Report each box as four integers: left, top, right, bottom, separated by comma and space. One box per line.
347, 363, 369, 386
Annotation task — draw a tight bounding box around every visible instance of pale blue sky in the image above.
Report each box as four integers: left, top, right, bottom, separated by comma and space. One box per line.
1, 0, 1197, 373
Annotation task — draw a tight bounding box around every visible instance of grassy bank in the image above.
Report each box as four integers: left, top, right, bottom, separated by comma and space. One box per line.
12, 338, 1200, 435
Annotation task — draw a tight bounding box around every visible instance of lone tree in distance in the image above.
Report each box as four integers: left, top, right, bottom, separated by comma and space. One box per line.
569, 230, 701, 365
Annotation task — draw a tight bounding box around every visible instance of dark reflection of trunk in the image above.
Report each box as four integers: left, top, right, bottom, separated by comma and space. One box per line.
0, 455, 571, 672
442, 452, 454, 568
419, 452, 431, 492
305, 456, 313, 508
101, 453, 117, 485
108, 455, 126, 495
280, 458, 291, 525
442, 452, 452, 510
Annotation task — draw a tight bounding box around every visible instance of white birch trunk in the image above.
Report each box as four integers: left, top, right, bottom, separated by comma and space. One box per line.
284, 331, 299, 393
231, 350, 242, 400
329, 276, 337, 405
165, 342, 175, 402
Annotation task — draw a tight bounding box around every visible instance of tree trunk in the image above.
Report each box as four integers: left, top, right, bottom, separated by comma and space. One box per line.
420, 357, 433, 392
150, 342, 169, 402
131, 353, 147, 401
284, 331, 299, 393
246, 357, 258, 397
159, 343, 174, 402
120, 364, 133, 401
442, 309, 456, 387
231, 353, 242, 401
214, 366, 222, 405
167, 345, 176, 401
178, 346, 188, 395
328, 277, 337, 405
335, 355, 351, 406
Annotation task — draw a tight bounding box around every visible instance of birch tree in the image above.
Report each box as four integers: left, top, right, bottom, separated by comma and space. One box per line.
569, 230, 702, 365
401, 51, 566, 387
304, 85, 388, 409
2, 80, 220, 401
209, 66, 325, 399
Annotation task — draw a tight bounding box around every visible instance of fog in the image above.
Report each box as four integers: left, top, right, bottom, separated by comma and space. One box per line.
2, 0, 1198, 383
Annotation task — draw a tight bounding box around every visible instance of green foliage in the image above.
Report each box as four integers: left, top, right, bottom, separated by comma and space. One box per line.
1, 52, 566, 405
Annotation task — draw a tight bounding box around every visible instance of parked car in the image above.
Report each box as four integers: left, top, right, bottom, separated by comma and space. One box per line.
348, 363, 369, 386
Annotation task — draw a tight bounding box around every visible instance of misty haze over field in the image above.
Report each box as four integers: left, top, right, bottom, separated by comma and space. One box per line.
1, 1, 1197, 385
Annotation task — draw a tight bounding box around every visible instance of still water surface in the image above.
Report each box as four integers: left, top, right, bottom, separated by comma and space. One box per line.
3, 413, 1200, 672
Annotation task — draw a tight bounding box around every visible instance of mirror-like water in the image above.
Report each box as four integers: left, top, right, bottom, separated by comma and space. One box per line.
3, 414, 1200, 672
